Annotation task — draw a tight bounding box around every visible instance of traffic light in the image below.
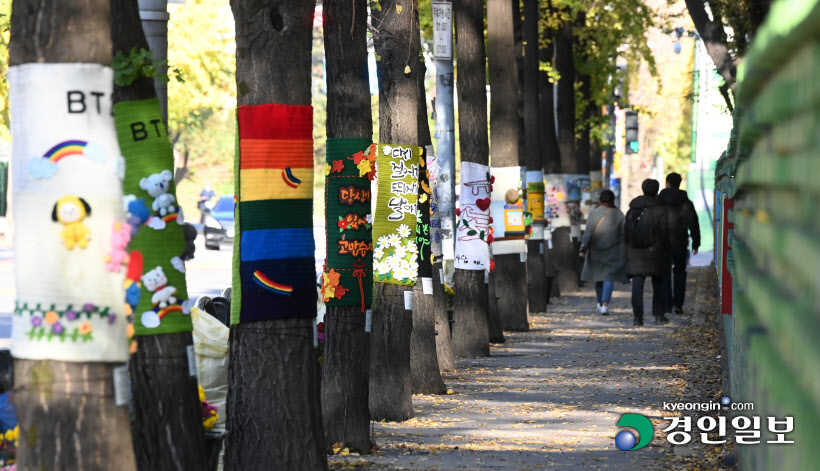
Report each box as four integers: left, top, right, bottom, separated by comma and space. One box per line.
625, 110, 639, 154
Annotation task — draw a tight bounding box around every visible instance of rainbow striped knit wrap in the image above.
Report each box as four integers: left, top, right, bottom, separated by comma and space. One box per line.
231, 104, 317, 324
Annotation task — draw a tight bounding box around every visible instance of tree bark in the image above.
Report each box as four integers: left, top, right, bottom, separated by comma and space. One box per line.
496, 255, 529, 331
684, 0, 736, 92
521, 0, 546, 318
537, 8, 560, 304
225, 1, 326, 470
452, 0, 491, 358
451, 270, 490, 358
486, 271, 505, 343
553, 14, 581, 294
9, 1, 136, 469
411, 69, 446, 395
512, 0, 526, 170
538, 16, 560, 175
110, 3, 209, 469
575, 71, 591, 175
488, 0, 528, 331
369, 284, 414, 421
555, 19, 576, 174
369, 0, 423, 421
411, 281, 446, 393
321, 0, 372, 454
432, 262, 457, 370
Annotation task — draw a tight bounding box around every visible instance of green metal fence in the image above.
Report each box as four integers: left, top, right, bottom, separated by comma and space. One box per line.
717, 0, 820, 468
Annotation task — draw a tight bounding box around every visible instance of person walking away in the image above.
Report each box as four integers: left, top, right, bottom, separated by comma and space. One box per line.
658, 172, 700, 314
625, 179, 670, 326
579, 190, 628, 315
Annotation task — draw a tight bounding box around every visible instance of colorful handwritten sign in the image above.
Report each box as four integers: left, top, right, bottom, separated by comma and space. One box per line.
455, 162, 492, 270
322, 138, 374, 310
373, 144, 420, 286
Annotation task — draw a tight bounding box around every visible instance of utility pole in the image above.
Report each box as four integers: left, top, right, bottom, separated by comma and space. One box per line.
137, 0, 169, 126
433, 1, 455, 282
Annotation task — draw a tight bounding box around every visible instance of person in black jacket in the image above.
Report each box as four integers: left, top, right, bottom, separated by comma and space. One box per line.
658, 172, 701, 314
625, 179, 670, 326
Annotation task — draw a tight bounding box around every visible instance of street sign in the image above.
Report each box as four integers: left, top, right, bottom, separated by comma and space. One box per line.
432, 2, 452, 60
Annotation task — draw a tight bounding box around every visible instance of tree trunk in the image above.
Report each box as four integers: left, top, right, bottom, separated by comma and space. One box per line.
321, 0, 373, 454
411, 282, 446, 393
8, 1, 136, 469
684, 0, 736, 91
521, 0, 546, 318
497, 255, 529, 331
512, 0, 526, 168
555, 19, 576, 174
369, 0, 423, 421
488, 0, 528, 331
411, 73, 446, 395
432, 262, 457, 370
553, 15, 580, 294
109, 3, 208, 469
538, 15, 560, 175
487, 271, 505, 343
590, 139, 601, 177
225, 1, 326, 470
451, 270, 490, 358
452, 0, 491, 358
575, 71, 591, 176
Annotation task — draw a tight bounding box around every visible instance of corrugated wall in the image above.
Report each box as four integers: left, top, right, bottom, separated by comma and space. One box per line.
716, 1, 820, 468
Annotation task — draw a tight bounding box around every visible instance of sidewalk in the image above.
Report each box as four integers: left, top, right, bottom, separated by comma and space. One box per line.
331, 266, 729, 470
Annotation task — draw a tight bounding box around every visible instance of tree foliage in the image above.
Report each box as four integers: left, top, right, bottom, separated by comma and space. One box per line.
683, 0, 772, 108
539, 0, 657, 146
167, 0, 236, 168
0, 1, 11, 141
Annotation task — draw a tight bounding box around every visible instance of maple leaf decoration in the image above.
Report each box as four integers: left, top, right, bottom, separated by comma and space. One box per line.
351, 151, 366, 165
332, 160, 345, 173
321, 269, 342, 302
357, 158, 373, 177
334, 285, 349, 300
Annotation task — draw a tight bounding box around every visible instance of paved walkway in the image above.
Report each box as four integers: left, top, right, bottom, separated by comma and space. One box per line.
331, 267, 723, 470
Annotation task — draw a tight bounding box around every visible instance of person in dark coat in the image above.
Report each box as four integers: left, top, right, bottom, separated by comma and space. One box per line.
658, 172, 701, 314
625, 179, 670, 326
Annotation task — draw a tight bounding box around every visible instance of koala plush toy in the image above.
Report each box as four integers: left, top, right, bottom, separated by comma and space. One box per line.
140, 169, 177, 216
140, 266, 178, 308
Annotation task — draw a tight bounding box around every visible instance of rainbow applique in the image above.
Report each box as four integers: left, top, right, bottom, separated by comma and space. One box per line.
282, 167, 302, 188
44, 140, 87, 162
156, 304, 183, 318
252, 270, 293, 296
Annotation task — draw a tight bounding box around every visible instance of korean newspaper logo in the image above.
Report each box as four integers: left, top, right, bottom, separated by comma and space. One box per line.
615, 397, 794, 450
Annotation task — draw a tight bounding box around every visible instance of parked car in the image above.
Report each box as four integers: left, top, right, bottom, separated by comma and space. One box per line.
203, 195, 235, 250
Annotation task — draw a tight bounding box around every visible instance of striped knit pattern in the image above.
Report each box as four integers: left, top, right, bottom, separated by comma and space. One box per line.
232, 104, 317, 324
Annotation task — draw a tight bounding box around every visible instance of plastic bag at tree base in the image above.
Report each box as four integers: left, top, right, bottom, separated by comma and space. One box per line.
191, 307, 229, 431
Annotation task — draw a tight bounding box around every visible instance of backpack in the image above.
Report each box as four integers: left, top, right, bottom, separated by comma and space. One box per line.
626, 206, 654, 249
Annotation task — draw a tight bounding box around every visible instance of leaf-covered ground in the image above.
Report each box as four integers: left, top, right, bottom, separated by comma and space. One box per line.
331, 266, 737, 470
